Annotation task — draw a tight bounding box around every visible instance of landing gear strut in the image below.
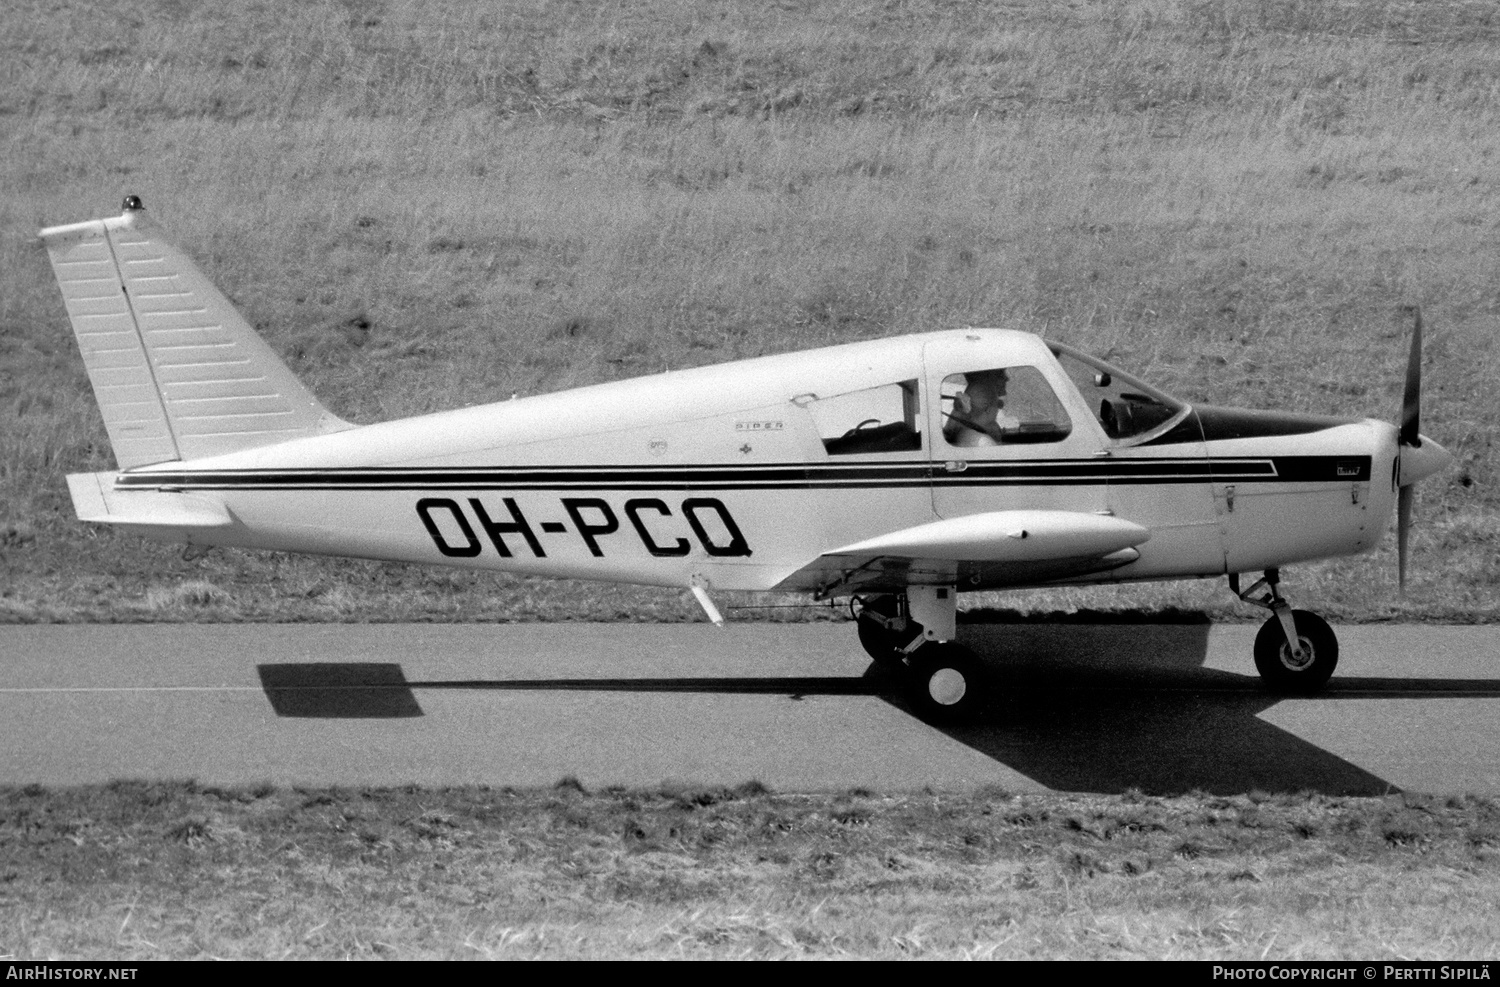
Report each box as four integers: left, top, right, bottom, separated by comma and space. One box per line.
1231, 569, 1338, 694
852, 588, 983, 724
851, 594, 909, 668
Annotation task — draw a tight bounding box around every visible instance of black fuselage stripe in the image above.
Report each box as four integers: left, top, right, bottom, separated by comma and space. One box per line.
115, 456, 1370, 490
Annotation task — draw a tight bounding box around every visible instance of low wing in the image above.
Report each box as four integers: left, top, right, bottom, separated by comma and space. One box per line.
801, 510, 1150, 597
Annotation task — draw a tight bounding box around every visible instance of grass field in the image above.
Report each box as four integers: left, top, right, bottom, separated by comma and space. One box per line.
2, 0, 1498, 624
4, 781, 1499, 960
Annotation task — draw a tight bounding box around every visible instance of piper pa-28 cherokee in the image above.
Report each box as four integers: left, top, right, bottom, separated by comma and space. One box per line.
41, 197, 1454, 723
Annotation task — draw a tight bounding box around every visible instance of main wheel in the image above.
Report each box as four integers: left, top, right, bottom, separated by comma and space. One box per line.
904, 644, 985, 724
1253, 610, 1338, 694
855, 595, 914, 667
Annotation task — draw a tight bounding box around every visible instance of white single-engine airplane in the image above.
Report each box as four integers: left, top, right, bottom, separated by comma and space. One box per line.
41, 198, 1454, 722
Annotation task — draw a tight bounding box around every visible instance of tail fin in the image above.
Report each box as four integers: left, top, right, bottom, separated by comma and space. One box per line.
39, 196, 352, 469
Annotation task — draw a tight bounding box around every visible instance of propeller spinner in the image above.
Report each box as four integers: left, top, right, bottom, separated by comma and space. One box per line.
1394, 309, 1455, 592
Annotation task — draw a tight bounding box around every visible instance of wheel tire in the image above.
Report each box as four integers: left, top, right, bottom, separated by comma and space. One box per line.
905, 644, 985, 725
855, 596, 914, 667
1253, 610, 1338, 695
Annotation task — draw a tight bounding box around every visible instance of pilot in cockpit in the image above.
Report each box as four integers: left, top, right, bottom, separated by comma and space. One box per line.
943, 369, 1021, 447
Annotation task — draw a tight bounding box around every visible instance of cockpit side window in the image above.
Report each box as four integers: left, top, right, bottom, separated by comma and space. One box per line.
810, 380, 922, 455
1049, 343, 1187, 443
940, 366, 1072, 447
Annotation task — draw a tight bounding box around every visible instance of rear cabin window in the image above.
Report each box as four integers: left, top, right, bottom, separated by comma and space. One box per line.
809, 380, 922, 455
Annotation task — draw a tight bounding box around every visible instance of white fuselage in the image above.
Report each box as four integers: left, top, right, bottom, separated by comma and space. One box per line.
76, 329, 1403, 597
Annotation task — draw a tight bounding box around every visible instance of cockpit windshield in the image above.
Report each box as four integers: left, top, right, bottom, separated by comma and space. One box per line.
1047, 342, 1190, 443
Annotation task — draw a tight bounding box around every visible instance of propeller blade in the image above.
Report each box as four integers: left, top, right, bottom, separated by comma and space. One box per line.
1397, 484, 1413, 594
1400, 308, 1423, 447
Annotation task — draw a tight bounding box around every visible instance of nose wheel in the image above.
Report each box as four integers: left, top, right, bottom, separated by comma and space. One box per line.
1252, 610, 1337, 694
1232, 570, 1339, 694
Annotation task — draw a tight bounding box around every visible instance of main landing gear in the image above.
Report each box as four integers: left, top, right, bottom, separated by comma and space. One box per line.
1231, 569, 1339, 694
852, 588, 983, 724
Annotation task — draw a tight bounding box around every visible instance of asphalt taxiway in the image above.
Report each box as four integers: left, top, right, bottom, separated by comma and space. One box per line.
1, 621, 1497, 794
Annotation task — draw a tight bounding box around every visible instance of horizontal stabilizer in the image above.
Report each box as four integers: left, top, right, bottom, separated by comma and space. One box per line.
68, 471, 233, 540
40, 200, 352, 469
825, 510, 1150, 563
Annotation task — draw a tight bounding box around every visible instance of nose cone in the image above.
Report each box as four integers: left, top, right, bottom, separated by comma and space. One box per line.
1399, 434, 1454, 487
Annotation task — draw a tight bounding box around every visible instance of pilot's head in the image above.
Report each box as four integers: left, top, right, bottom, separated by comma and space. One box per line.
958, 369, 1008, 417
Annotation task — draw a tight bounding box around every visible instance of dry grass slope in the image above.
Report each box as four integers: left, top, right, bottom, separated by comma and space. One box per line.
2, 0, 1497, 621
3, 782, 1499, 960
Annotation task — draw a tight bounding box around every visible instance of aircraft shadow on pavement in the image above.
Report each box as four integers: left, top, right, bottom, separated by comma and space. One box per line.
937, 622, 1500, 797
256, 622, 1500, 797
257, 663, 424, 719
256, 662, 880, 719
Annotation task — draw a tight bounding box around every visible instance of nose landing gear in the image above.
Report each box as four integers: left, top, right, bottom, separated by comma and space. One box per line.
1231, 570, 1339, 694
